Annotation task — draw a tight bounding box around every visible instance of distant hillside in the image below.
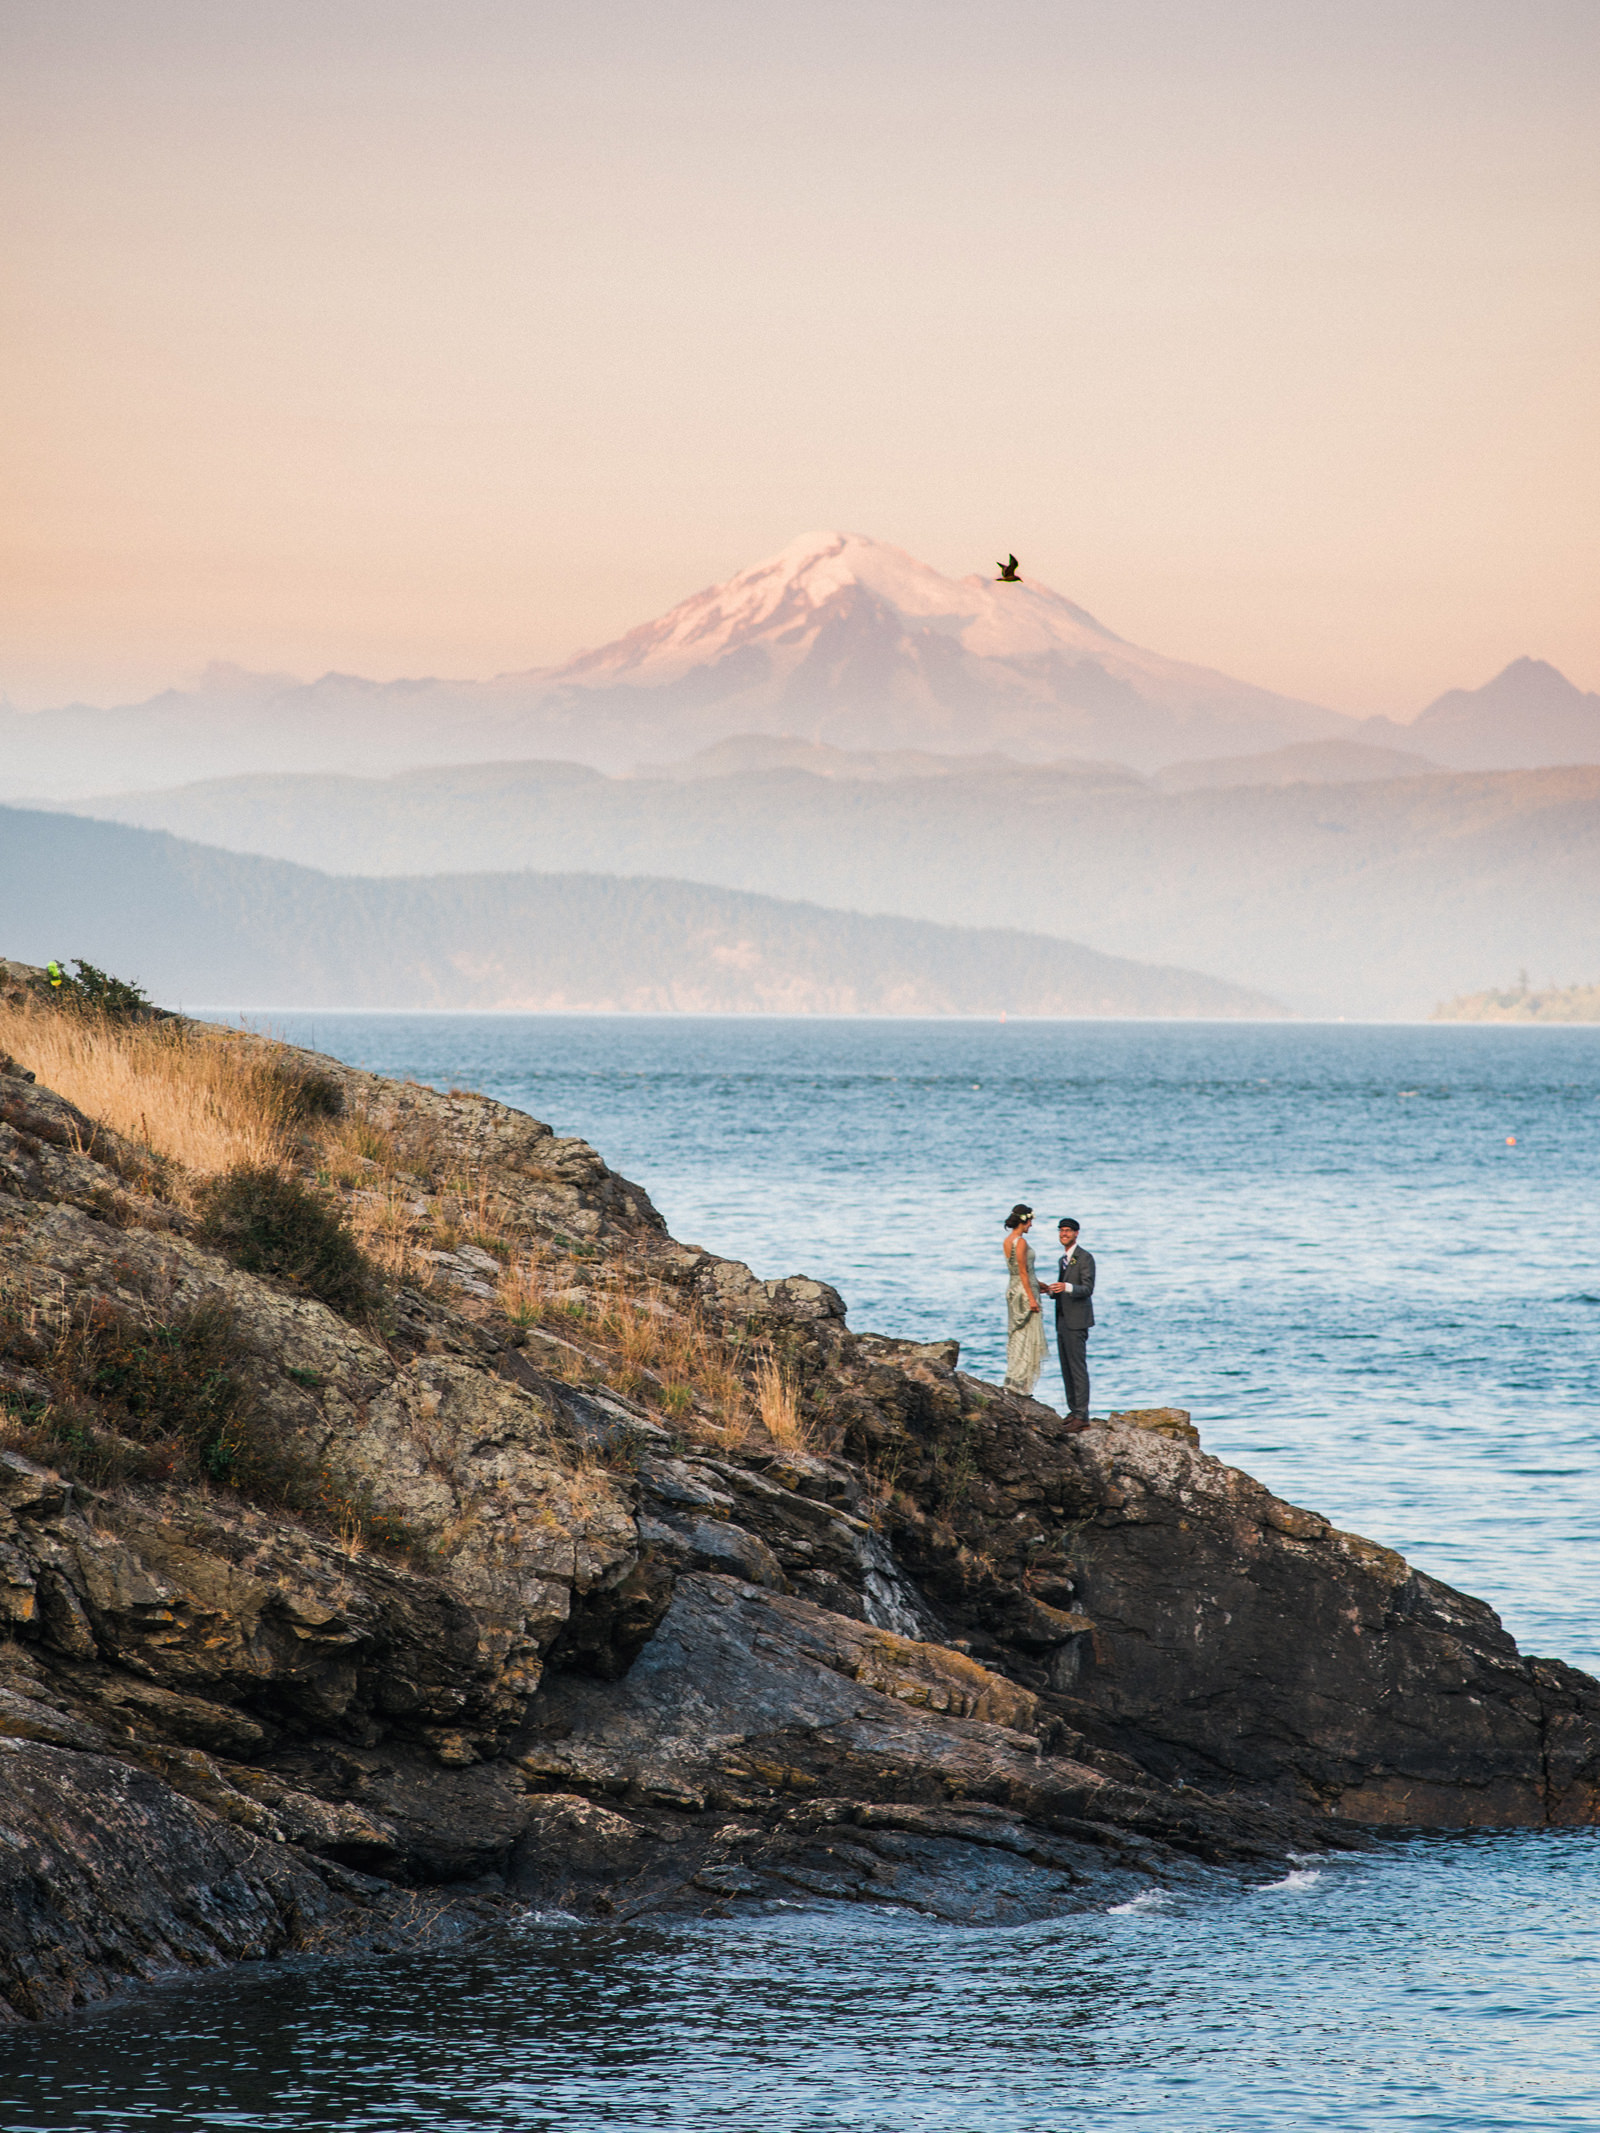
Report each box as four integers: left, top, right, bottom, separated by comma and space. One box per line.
648, 733, 1142, 786
1433, 981, 1600, 1024
1150, 736, 1442, 791
0, 809, 1277, 1017
60, 756, 1600, 1019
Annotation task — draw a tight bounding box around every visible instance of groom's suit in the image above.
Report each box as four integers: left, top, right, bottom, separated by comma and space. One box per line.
1053, 1243, 1096, 1418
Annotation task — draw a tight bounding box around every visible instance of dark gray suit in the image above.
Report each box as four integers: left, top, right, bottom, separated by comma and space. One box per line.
1053, 1243, 1096, 1418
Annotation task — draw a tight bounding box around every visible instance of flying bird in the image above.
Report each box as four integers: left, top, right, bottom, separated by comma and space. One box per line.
996, 554, 1021, 582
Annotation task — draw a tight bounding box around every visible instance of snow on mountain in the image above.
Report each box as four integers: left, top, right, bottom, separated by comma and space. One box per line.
555, 529, 1122, 686
536, 530, 1350, 767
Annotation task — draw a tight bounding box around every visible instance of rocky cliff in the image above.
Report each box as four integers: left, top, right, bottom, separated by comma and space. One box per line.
1, 980, 1595, 2023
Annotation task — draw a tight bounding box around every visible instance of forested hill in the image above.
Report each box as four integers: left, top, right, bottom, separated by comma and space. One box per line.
0, 809, 1276, 1017
59, 757, 1600, 1018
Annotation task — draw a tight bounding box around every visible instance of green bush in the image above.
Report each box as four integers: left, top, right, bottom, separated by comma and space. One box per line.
0, 1293, 262, 1492
268, 1058, 346, 1123
198, 1164, 373, 1312
0, 1288, 420, 1550
33, 959, 153, 1021
66, 1296, 257, 1483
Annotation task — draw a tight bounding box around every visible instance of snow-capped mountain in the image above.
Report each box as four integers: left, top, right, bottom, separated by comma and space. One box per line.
534, 530, 1350, 768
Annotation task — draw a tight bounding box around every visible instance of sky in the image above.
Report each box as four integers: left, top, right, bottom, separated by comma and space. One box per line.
3, 0, 1597, 717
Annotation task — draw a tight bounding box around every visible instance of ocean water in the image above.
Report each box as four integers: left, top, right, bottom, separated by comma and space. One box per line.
7, 1016, 1597, 2130
5, 1832, 1600, 2132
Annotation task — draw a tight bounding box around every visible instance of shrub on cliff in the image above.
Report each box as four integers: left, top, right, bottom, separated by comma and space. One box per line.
57, 1296, 258, 1485
198, 1164, 373, 1313
267, 1058, 345, 1124
0, 1290, 415, 1548
32, 959, 153, 1022
1, 1291, 265, 1492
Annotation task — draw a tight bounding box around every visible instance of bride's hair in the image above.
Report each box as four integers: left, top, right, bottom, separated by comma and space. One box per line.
1004, 1203, 1033, 1229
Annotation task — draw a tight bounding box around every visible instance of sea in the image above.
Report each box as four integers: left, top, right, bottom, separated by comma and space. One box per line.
6, 1016, 1597, 2132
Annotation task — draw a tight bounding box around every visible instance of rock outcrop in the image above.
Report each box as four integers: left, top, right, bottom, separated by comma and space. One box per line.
0, 995, 1595, 2023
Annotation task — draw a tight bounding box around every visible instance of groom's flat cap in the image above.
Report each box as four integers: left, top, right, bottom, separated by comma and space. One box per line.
1057, 1217, 1080, 1231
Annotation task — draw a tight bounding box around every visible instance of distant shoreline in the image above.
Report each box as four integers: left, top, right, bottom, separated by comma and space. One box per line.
1433, 981, 1600, 1024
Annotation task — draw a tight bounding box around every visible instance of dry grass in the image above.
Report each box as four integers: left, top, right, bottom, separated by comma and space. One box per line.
320, 1113, 399, 1185
753, 1350, 813, 1453
1, 999, 409, 1307
5, 1002, 550, 1317
335, 1507, 368, 1557
0, 999, 289, 1186
346, 1183, 424, 1282
497, 1259, 564, 1327
495, 1258, 813, 1453
320, 1118, 519, 1287
584, 1278, 753, 1436
429, 1175, 514, 1260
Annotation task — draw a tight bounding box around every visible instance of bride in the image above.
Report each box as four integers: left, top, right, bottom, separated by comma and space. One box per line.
1002, 1203, 1045, 1396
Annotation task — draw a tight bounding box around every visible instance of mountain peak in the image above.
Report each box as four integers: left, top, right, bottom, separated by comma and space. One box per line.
1410, 656, 1599, 769
1475, 657, 1589, 708
534, 530, 1347, 766
725, 529, 1120, 633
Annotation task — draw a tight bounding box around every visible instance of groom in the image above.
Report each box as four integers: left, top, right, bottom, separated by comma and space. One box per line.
1044, 1217, 1095, 1424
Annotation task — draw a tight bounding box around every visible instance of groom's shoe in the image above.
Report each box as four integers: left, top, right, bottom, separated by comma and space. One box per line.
1063, 1414, 1091, 1434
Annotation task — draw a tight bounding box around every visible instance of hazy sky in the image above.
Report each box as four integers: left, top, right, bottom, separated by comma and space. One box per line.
4, 0, 1597, 715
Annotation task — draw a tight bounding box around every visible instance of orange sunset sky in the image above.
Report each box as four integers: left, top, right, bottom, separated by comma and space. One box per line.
3, 0, 1597, 716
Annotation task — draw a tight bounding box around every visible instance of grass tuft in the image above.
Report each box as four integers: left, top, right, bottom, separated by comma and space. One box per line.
753, 1350, 813, 1453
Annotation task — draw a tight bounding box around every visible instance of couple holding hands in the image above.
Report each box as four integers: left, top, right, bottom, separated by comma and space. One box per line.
1002, 1203, 1095, 1426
